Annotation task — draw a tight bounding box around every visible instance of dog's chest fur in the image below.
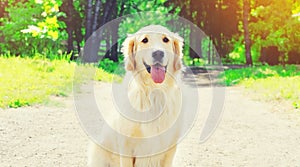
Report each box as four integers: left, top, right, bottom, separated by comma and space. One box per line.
125, 80, 181, 138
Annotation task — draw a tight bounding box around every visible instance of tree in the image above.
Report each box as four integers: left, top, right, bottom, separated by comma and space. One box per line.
85, 0, 93, 40
249, 0, 300, 64
59, 0, 83, 60
82, 0, 118, 63
82, 0, 173, 63
243, 0, 253, 66
166, 0, 241, 64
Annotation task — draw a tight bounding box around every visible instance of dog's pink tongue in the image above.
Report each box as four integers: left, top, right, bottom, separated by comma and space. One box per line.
151, 65, 166, 83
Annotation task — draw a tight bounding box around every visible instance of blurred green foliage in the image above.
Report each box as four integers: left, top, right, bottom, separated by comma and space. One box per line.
1, 0, 300, 66
98, 56, 125, 75
0, 0, 67, 57
248, 0, 300, 63
118, 2, 176, 36
223, 37, 260, 64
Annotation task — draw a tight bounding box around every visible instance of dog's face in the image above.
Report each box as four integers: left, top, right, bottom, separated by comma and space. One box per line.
122, 25, 183, 84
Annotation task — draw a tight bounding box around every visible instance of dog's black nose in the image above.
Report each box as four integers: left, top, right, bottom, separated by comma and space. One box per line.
152, 50, 164, 61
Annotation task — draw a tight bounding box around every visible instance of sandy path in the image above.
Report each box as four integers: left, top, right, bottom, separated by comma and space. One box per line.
1, 83, 300, 166
0, 97, 87, 167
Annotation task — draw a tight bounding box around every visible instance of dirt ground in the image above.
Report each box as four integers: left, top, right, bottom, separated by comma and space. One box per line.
1, 80, 300, 166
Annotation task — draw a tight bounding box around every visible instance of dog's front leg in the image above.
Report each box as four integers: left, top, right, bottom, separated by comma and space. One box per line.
161, 147, 177, 167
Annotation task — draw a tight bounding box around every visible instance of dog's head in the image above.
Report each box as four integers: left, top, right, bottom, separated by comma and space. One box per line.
122, 25, 183, 84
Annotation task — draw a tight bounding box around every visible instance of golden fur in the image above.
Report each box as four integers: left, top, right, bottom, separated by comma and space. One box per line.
88, 25, 184, 167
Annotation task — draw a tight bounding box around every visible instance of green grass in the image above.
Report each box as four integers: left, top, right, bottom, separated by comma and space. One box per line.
241, 76, 300, 109
220, 65, 300, 86
0, 57, 119, 108
219, 65, 300, 109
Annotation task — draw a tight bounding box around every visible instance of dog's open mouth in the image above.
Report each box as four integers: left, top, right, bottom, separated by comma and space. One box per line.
144, 62, 166, 84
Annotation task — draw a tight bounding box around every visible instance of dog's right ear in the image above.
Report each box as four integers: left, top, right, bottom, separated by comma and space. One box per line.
122, 34, 136, 71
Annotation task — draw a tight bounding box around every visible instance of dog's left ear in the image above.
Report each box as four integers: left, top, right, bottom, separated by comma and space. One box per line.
172, 33, 184, 72
122, 34, 136, 71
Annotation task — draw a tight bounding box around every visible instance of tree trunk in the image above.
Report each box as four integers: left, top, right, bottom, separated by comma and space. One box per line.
59, 0, 73, 53
59, 0, 83, 60
104, 29, 111, 59
211, 40, 215, 65
85, 0, 94, 40
92, 0, 102, 32
189, 25, 200, 60
101, 0, 117, 61
83, 0, 100, 63
66, 27, 74, 54
101, 0, 116, 26
208, 37, 211, 64
243, 0, 253, 66
110, 0, 119, 62
83, 0, 120, 63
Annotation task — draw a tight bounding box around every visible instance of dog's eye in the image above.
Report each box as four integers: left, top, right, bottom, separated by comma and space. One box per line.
141, 38, 148, 43
163, 37, 169, 43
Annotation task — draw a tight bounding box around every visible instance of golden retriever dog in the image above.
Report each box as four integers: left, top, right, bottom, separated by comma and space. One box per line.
88, 25, 184, 167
